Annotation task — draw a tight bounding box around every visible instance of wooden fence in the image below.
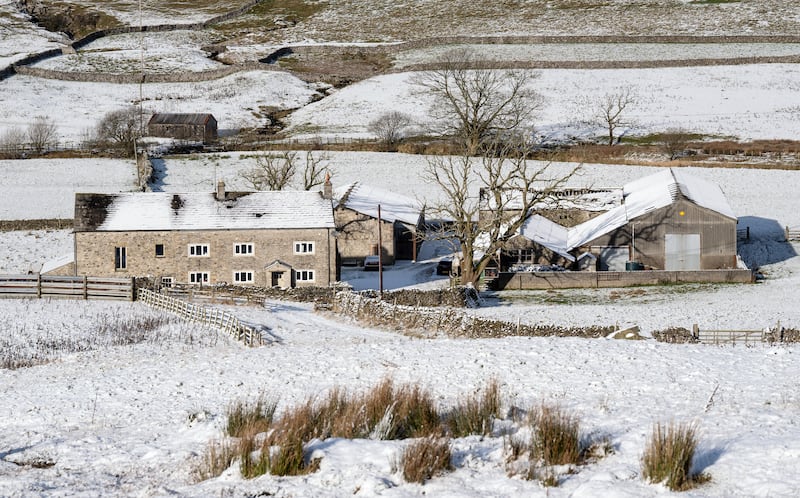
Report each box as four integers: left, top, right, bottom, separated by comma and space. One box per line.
692, 323, 781, 345
785, 226, 800, 241
137, 288, 262, 347
0, 274, 134, 300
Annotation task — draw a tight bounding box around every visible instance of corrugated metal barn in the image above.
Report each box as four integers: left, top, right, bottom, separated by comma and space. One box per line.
147, 113, 218, 143
568, 169, 737, 270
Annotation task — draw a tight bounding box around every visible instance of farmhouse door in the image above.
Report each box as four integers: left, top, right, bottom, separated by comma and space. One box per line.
664, 233, 701, 271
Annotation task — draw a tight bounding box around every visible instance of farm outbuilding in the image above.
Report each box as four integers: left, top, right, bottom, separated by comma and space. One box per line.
147, 113, 218, 143
568, 168, 738, 271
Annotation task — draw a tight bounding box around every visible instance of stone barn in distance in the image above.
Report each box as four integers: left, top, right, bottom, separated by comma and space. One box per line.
147, 113, 218, 143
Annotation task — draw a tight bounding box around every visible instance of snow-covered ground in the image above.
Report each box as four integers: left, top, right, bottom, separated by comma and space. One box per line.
1, 295, 799, 497
286, 65, 800, 142
0, 1, 68, 67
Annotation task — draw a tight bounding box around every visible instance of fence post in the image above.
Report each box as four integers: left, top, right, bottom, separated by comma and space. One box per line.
83, 275, 88, 299
692, 323, 699, 341
37, 274, 42, 298
131, 277, 136, 301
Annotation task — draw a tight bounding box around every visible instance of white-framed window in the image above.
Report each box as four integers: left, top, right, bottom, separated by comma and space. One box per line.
188, 244, 209, 257
233, 270, 254, 284
233, 243, 254, 256
114, 247, 127, 270
294, 241, 315, 254
188, 272, 209, 284
295, 269, 315, 282
161, 276, 173, 287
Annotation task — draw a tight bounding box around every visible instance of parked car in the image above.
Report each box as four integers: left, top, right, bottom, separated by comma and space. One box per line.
436, 258, 453, 276
363, 255, 381, 271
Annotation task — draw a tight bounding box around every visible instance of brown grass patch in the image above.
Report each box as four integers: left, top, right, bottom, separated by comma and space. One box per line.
444, 378, 501, 437
400, 436, 452, 484
641, 421, 709, 491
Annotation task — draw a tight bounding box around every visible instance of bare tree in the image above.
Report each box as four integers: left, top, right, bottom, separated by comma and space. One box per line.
301, 150, 331, 190
589, 88, 636, 146
0, 127, 26, 158
424, 137, 578, 287
369, 111, 413, 151
415, 49, 542, 155
241, 151, 298, 191
27, 116, 58, 154
660, 128, 694, 160
94, 107, 143, 157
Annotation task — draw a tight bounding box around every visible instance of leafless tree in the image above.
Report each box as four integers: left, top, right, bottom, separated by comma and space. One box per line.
0, 127, 26, 158
241, 151, 297, 190
423, 136, 578, 287
369, 111, 414, 151
415, 49, 542, 155
301, 150, 331, 190
27, 116, 58, 154
589, 88, 636, 146
660, 128, 694, 160
94, 107, 143, 157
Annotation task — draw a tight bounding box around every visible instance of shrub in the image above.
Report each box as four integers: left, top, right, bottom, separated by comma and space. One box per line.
532, 404, 582, 466
445, 378, 501, 437
400, 436, 452, 484
641, 421, 708, 491
192, 438, 237, 482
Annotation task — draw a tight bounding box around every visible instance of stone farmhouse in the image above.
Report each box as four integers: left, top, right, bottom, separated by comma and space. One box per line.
495, 168, 738, 273
147, 113, 218, 143
334, 182, 425, 265
73, 183, 337, 288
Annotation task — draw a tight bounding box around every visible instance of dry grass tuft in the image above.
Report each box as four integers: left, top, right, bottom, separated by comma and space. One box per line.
400, 436, 453, 484
641, 421, 709, 491
192, 438, 238, 482
445, 378, 501, 437
532, 404, 582, 466
226, 393, 277, 438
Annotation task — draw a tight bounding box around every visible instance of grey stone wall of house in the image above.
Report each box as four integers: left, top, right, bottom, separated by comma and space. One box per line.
74, 227, 337, 287
334, 207, 396, 265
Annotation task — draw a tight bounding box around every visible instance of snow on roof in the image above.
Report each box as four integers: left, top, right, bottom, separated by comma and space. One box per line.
78, 190, 334, 231
41, 252, 75, 274
335, 182, 423, 225
545, 168, 735, 250
518, 214, 575, 262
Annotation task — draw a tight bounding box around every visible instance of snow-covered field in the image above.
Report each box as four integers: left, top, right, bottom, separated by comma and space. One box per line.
2, 295, 800, 497
0, 71, 318, 143
0, 1, 68, 67
286, 65, 800, 142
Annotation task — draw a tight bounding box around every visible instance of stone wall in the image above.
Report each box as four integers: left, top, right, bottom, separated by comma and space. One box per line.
492, 268, 754, 290
74, 227, 337, 287
0, 219, 73, 231
335, 207, 396, 264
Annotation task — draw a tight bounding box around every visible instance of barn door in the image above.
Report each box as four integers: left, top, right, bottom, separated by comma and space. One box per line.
596, 246, 630, 271
665, 234, 701, 270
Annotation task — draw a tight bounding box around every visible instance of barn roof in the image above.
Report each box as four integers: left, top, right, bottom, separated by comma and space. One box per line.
334, 182, 423, 226
517, 214, 575, 261
566, 168, 735, 249
148, 113, 215, 126
75, 190, 334, 232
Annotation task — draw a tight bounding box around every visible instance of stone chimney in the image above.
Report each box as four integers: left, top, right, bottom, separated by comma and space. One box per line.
322, 172, 332, 200
216, 181, 225, 200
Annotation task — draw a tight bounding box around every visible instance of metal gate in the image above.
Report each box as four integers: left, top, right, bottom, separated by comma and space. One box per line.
665, 233, 701, 270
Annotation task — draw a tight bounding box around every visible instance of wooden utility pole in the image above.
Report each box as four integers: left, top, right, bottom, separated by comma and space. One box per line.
378, 204, 383, 298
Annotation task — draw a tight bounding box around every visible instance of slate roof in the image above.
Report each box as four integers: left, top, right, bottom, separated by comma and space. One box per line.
148, 113, 216, 126
334, 182, 423, 226
75, 190, 335, 232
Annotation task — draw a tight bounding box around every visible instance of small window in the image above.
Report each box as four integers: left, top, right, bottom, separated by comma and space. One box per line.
233, 271, 254, 284
295, 269, 315, 282
114, 247, 127, 270
161, 276, 173, 287
188, 244, 209, 257
234, 243, 254, 255
155, 244, 165, 257
188, 272, 209, 284
294, 241, 315, 254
